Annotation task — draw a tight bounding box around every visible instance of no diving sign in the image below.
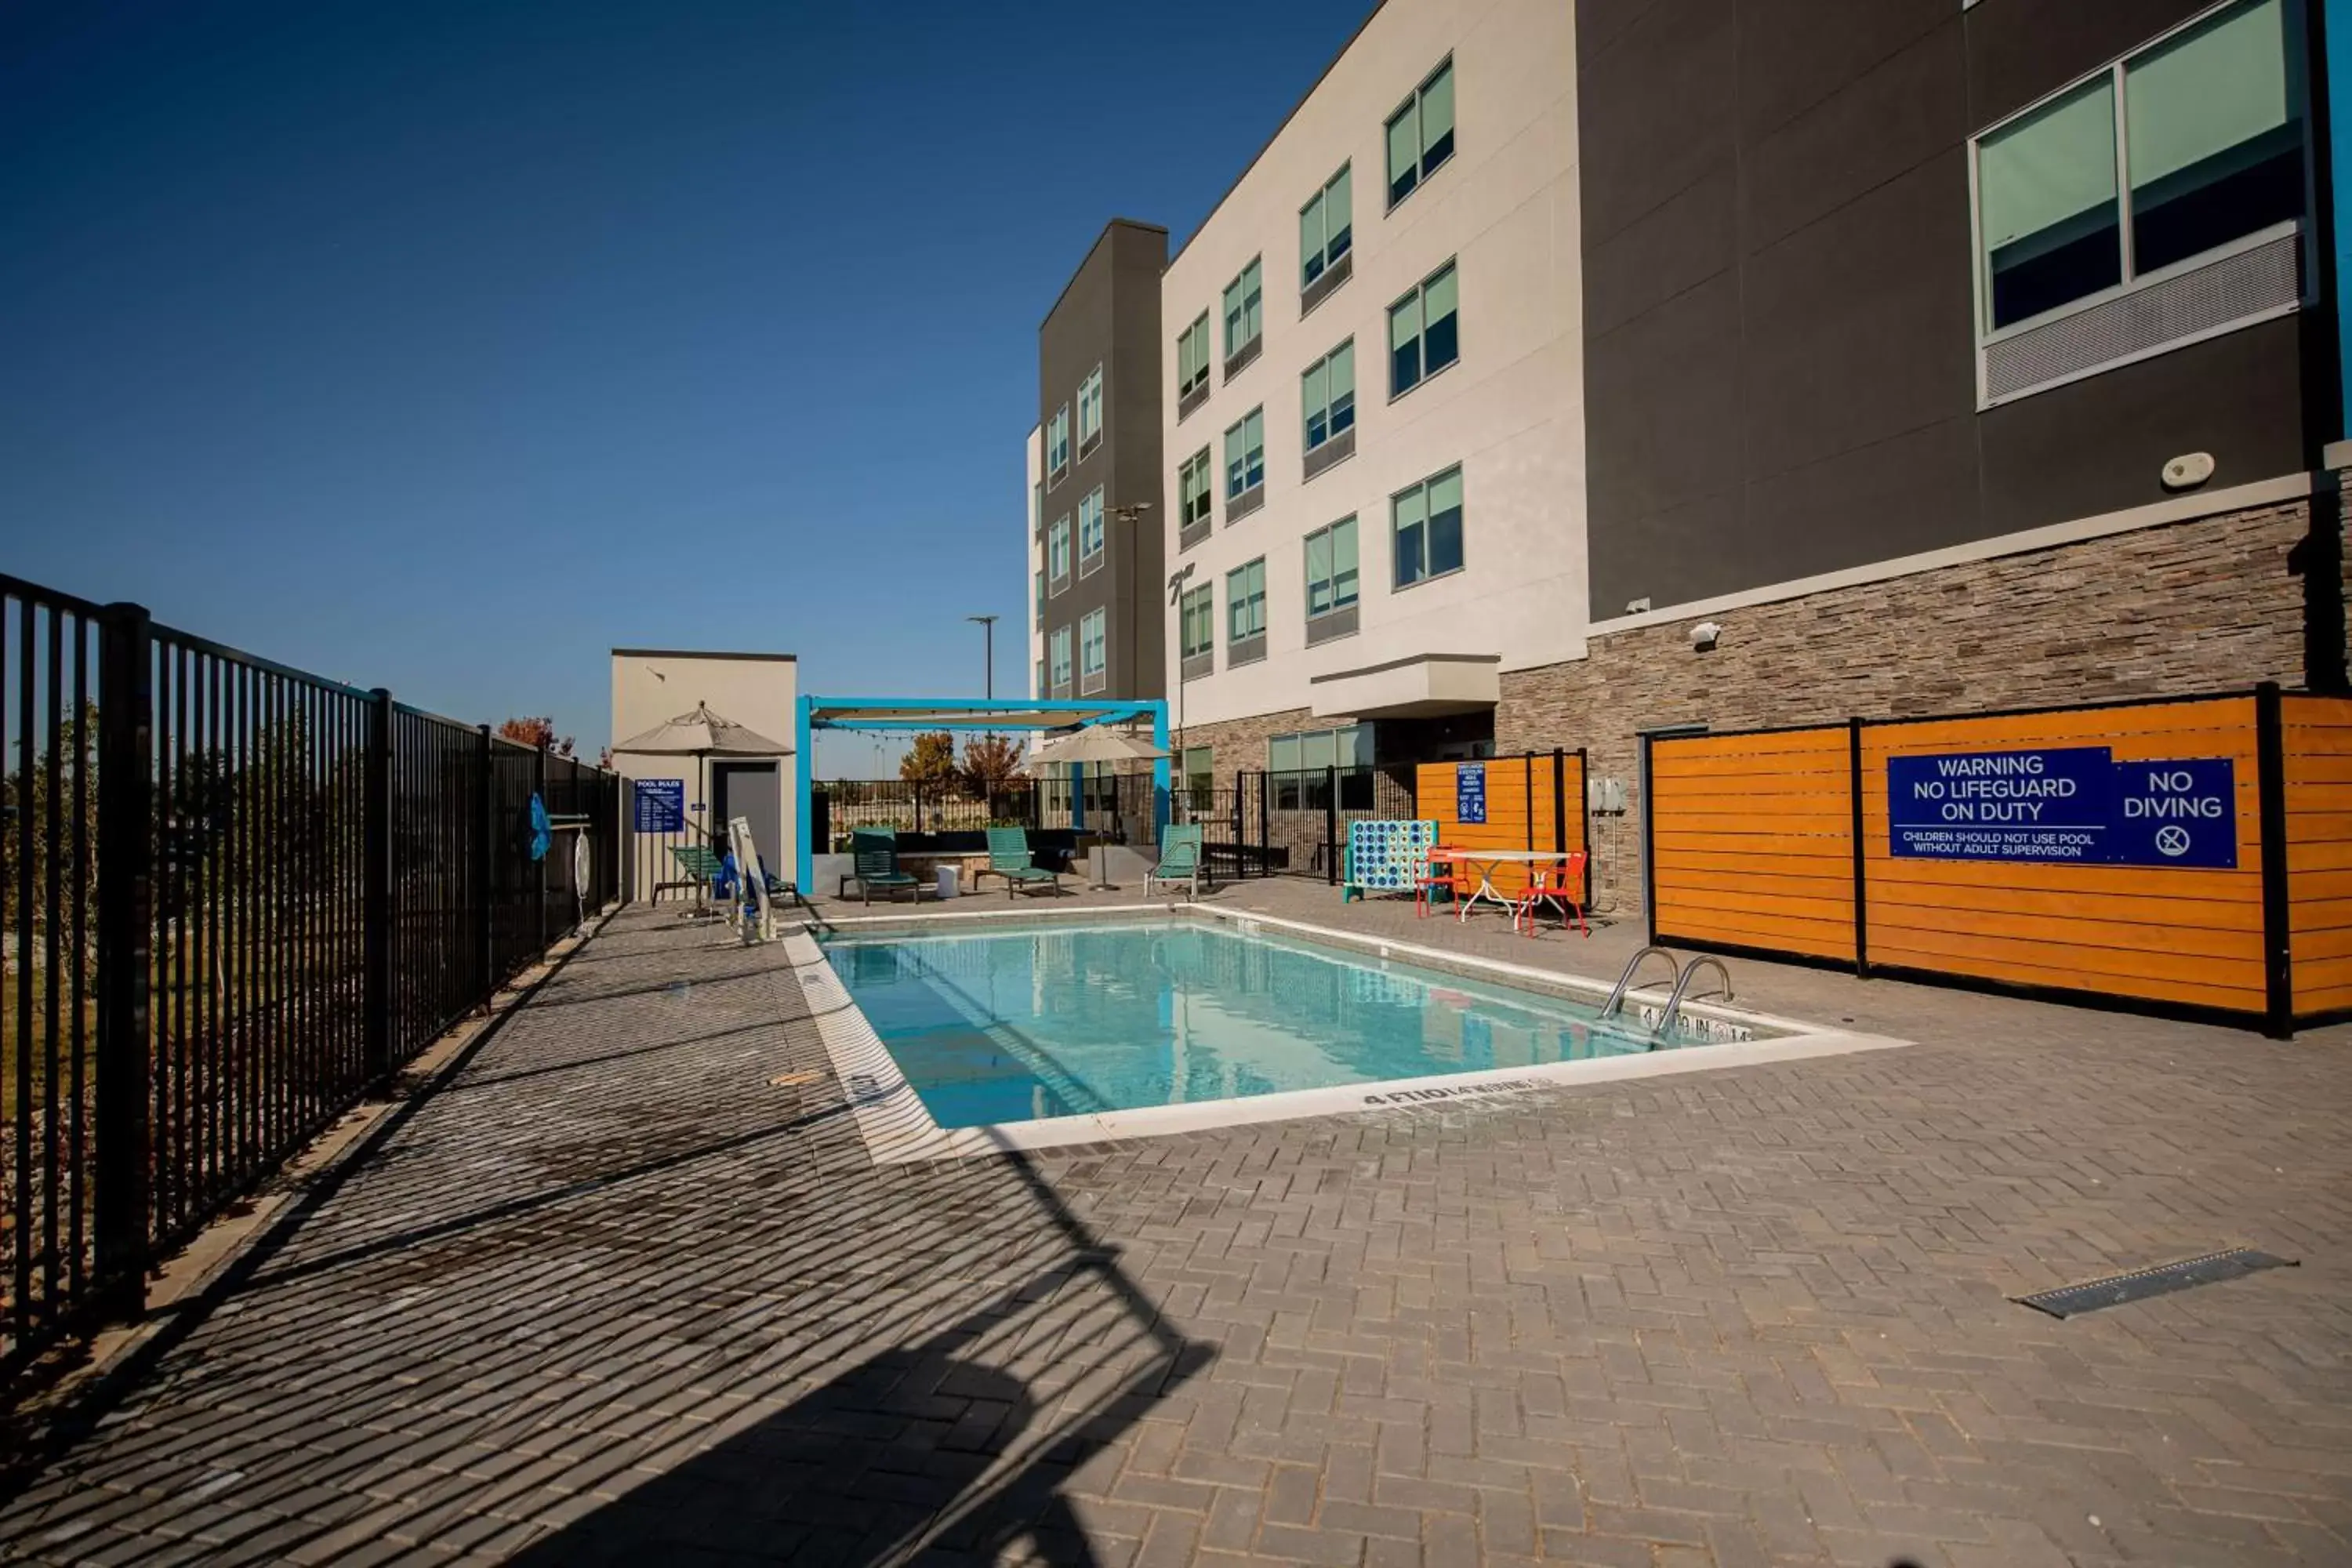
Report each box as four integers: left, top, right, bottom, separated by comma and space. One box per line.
1888, 748, 2236, 869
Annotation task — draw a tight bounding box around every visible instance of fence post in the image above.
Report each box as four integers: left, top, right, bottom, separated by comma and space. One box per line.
1259, 770, 1270, 876
2256, 681, 2294, 1036
534, 744, 549, 956
476, 724, 494, 1006
1325, 765, 1339, 884
93, 601, 154, 1318
364, 688, 392, 1081
1640, 733, 1658, 946
1849, 717, 1871, 978
914, 785, 923, 836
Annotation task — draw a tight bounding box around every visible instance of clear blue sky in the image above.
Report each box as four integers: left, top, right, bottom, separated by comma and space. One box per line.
0, 0, 1370, 771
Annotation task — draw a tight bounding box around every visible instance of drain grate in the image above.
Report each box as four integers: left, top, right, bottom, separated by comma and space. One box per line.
2015, 1248, 2299, 1318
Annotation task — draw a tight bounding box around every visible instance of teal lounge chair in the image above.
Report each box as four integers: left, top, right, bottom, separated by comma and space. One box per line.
1145, 824, 1204, 899
983, 826, 1062, 898
846, 827, 926, 905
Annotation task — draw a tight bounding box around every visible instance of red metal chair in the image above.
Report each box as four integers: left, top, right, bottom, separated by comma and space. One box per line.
1417, 849, 1475, 917
1514, 851, 1590, 937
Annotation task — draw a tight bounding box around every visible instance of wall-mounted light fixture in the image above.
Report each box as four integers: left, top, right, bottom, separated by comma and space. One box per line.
1689, 621, 1722, 652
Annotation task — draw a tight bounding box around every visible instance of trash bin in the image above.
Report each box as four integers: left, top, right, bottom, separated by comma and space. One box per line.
936, 865, 959, 900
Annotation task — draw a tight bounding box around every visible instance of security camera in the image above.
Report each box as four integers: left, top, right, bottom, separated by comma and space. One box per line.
1690, 621, 1722, 652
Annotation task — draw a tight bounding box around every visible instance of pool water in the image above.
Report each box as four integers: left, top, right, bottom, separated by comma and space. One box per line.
823, 918, 1722, 1129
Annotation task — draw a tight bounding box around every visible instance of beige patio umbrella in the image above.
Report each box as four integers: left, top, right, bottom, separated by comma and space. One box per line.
612, 702, 791, 843
1021, 726, 1170, 773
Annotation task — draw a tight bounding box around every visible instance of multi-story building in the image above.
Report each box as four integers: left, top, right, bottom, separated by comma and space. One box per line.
1025, 423, 1044, 697
1161, 0, 1584, 804
1155, 0, 2348, 912
1037, 219, 1168, 707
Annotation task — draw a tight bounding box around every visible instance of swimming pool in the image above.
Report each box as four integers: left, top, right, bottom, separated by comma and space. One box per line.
821, 916, 1748, 1131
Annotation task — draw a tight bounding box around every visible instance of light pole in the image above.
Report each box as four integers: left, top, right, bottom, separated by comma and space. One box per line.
966, 614, 998, 703
1166, 562, 1196, 811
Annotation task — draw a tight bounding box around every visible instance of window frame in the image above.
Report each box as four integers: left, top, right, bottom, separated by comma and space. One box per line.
1299, 163, 1354, 290
1222, 256, 1265, 370
1048, 514, 1072, 589
1076, 364, 1105, 457
1178, 583, 1217, 662
1301, 338, 1357, 456
1385, 56, 1457, 212
1047, 404, 1071, 485
1177, 311, 1211, 402
1304, 515, 1360, 621
1390, 465, 1466, 591
1388, 259, 1461, 400
1049, 625, 1074, 691
1079, 608, 1106, 677
1178, 448, 1214, 539
1225, 557, 1267, 653
1077, 486, 1106, 575
1965, 0, 2313, 401
1223, 406, 1266, 506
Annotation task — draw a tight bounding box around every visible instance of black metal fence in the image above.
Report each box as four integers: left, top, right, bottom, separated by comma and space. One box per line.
3, 573, 618, 1379
1180, 765, 1420, 883
812, 774, 1163, 848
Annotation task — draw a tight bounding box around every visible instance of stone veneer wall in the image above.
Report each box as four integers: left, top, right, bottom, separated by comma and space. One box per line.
1502, 498, 2330, 916
1160, 498, 2341, 913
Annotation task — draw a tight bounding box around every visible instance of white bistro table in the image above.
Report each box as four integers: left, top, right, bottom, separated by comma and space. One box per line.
1428, 848, 1572, 926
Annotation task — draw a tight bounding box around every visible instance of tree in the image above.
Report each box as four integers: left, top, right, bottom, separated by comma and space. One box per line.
499, 716, 575, 757
898, 731, 960, 792
960, 734, 1025, 797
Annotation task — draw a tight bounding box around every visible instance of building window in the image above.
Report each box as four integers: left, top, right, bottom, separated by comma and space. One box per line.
1177, 311, 1210, 402
1389, 260, 1460, 397
1226, 558, 1266, 648
1181, 746, 1215, 812
1271, 724, 1374, 809
1302, 340, 1356, 454
1975, 0, 2303, 336
1035, 568, 1045, 627
1050, 626, 1073, 691
1036, 657, 1046, 697
1300, 164, 1352, 289
1080, 608, 1106, 691
1223, 257, 1263, 367
1305, 516, 1359, 618
1047, 404, 1070, 481
1224, 408, 1265, 504
1076, 365, 1104, 456
1179, 448, 1214, 534
1385, 57, 1456, 209
1078, 487, 1105, 571
1392, 466, 1464, 588
1179, 583, 1216, 672
1049, 514, 1072, 585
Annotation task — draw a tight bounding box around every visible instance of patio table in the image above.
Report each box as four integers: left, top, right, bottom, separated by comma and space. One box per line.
1428, 848, 1573, 926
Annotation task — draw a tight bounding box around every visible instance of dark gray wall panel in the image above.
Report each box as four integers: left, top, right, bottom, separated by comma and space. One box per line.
1577, 0, 1733, 245
1584, 168, 1737, 342
1585, 271, 1744, 527
1980, 318, 2307, 535
1736, 0, 1954, 143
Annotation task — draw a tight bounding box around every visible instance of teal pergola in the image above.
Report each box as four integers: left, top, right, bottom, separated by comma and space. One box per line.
795, 693, 1170, 889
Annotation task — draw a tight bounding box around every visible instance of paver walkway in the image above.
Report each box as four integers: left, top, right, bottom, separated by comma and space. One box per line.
2, 896, 2350, 1566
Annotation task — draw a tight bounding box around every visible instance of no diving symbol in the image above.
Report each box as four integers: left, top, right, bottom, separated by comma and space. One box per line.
2155, 825, 2192, 858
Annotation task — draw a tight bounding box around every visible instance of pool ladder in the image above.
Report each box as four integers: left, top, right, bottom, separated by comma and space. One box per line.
1602, 947, 1733, 1040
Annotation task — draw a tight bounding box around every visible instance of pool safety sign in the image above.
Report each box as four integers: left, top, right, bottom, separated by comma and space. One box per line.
633, 778, 685, 833
1888, 747, 2236, 868
1456, 761, 1487, 824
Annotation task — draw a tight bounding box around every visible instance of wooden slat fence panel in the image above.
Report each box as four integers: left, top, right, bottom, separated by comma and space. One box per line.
1650, 728, 1855, 963
1416, 754, 1583, 901
2286, 694, 2352, 1016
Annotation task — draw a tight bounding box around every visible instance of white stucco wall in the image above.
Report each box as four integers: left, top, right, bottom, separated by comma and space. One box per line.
609, 650, 798, 898
1160, 0, 1584, 730
1026, 423, 1045, 697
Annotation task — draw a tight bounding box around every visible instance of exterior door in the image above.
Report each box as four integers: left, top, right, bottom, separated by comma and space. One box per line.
712, 761, 782, 876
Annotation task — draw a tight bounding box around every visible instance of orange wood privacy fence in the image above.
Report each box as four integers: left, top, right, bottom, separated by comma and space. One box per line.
1416, 752, 1586, 900
1646, 686, 2352, 1035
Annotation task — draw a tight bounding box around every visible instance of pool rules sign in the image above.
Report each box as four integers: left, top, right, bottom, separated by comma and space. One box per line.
1888, 747, 2237, 869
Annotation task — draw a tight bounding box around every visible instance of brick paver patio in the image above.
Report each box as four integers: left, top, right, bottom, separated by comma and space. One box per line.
2, 885, 2349, 1566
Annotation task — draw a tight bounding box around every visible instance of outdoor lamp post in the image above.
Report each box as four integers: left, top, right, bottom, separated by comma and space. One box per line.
966, 614, 998, 703
1167, 561, 1196, 807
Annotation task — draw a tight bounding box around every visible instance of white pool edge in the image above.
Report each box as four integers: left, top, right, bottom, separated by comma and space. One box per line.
788, 910, 1911, 1166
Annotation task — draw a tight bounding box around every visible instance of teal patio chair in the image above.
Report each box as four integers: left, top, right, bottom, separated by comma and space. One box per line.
846, 827, 926, 905
983, 826, 1062, 898
1145, 823, 1205, 900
